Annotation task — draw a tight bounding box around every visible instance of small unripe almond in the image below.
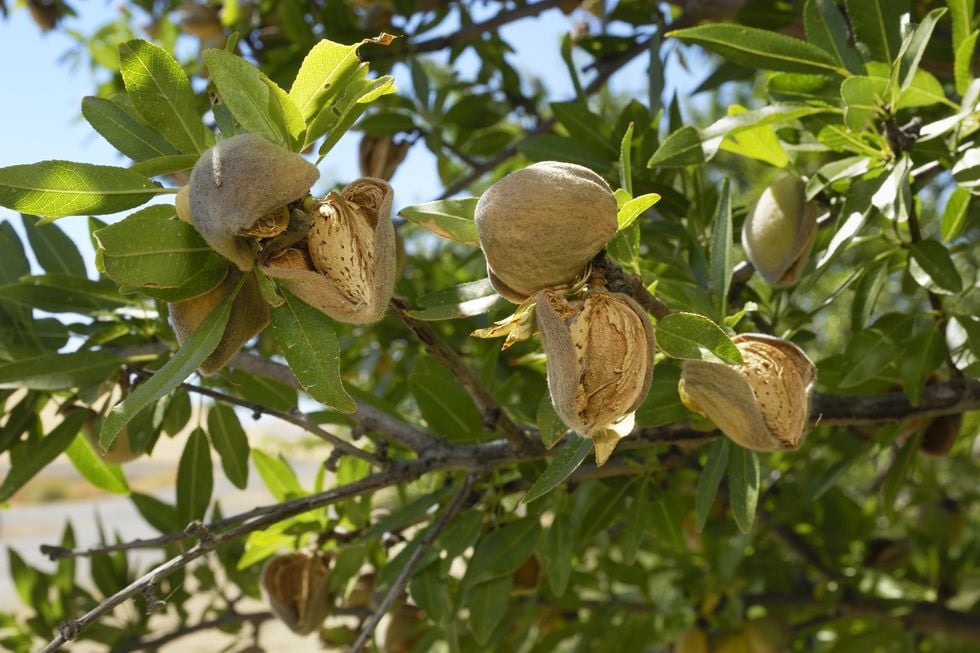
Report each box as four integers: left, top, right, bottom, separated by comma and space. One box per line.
262, 177, 396, 324
536, 288, 654, 463
261, 551, 332, 635
680, 334, 815, 452
169, 268, 270, 375
742, 175, 817, 287
188, 133, 319, 270
476, 161, 618, 303
83, 416, 141, 464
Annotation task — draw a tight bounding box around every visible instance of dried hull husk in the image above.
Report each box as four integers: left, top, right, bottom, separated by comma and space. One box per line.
262, 177, 396, 324
536, 288, 654, 441
188, 133, 319, 270
679, 333, 815, 451
261, 551, 332, 635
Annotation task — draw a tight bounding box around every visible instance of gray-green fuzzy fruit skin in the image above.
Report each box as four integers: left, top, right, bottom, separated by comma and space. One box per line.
475, 161, 618, 303
188, 133, 319, 271
741, 175, 817, 288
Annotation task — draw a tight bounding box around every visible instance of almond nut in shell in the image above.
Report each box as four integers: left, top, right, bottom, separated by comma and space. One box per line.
742, 175, 817, 288
261, 551, 333, 636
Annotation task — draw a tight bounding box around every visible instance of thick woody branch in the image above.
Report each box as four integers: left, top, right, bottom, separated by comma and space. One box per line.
350, 474, 477, 653
390, 297, 532, 451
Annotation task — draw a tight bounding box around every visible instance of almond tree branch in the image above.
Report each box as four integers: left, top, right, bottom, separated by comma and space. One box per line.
389, 296, 533, 451
126, 367, 387, 468
349, 473, 477, 653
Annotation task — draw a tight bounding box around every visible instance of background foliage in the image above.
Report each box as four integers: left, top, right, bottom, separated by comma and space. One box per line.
0, 0, 978, 651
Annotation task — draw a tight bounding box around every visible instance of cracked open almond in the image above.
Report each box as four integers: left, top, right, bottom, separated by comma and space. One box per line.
476, 161, 618, 303
187, 133, 319, 270
679, 333, 816, 452
261, 551, 332, 636
262, 177, 396, 324
536, 287, 654, 463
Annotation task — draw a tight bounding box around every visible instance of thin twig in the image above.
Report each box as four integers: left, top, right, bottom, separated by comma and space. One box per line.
405, 0, 565, 55
127, 367, 387, 468
389, 296, 534, 451
349, 474, 477, 653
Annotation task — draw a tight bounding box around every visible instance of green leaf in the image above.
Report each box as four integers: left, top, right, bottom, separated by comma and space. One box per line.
0, 275, 137, 314
100, 280, 237, 449
409, 279, 504, 321
252, 449, 306, 501
897, 8, 946, 90
839, 328, 898, 388
465, 517, 541, 587
709, 179, 732, 321
850, 260, 889, 331
176, 428, 213, 525
617, 193, 660, 229
551, 101, 617, 159
399, 197, 480, 245
669, 24, 844, 75
289, 38, 364, 122
129, 154, 199, 178
619, 122, 634, 196
952, 147, 980, 192
804, 0, 863, 73
881, 430, 920, 518
695, 438, 731, 532
949, 0, 976, 48
542, 511, 573, 596
656, 312, 742, 364
955, 30, 979, 96
519, 134, 612, 170
359, 486, 455, 543
95, 204, 228, 298
132, 492, 179, 533
536, 395, 567, 450
410, 357, 484, 443
841, 76, 888, 131
522, 435, 592, 503
701, 104, 830, 159
411, 564, 453, 625
81, 95, 181, 162
845, 0, 908, 62
64, 434, 130, 495
0, 410, 87, 503
314, 73, 397, 157
119, 39, 211, 154
467, 576, 512, 645
620, 479, 649, 565
909, 240, 963, 294
270, 289, 356, 413
647, 126, 704, 167
941, 187, 971, 242
204, 48, 296, 149
0, 351, 120, 390
208, 405, 250, 489
0, 161, 166, 219
727, 445, 760, 533
899, 329, 946, 405
717, 106, 789, 168
21, 214, 86, 277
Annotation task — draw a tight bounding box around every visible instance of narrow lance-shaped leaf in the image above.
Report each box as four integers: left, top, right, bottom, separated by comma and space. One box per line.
896, 8, 946, 91
522, 435, 593, 503
0, 351, 121, 391
399, 197, 480, 245
909, 240, 963, 294
728, 444, 760, 533
208, 405, 250, 489
0, 410, 87, 503
119, 39, 212, 155
81, 95, 181, 162
64, 434, 130, 495
804, 0, 863, 73
710, 178, 732, 321
695, 437, 731, 532
656, 312, 742, 364
648, 126, 704, 168
619, 122, 634, 195
844, 0, 908, 63
21, 214, 87, 278
100, 278, 238, 449
270, 289, 356, 413
669, 24, 845, 75
176, 428, 213, 525
0, 161, 168, 220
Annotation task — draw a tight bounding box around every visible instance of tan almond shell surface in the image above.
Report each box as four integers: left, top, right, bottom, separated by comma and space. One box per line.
536, 288, 654, 437
261, 551, 332, 635
476, 161, 618, 302
188, 133, 319, 270
741, 175, 818, 287
262, 177, 396, 324
169, 267, 270, 375
680, 333, 815, 451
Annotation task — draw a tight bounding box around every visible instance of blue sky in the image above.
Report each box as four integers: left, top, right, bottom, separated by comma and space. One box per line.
0, 3, 671, 271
